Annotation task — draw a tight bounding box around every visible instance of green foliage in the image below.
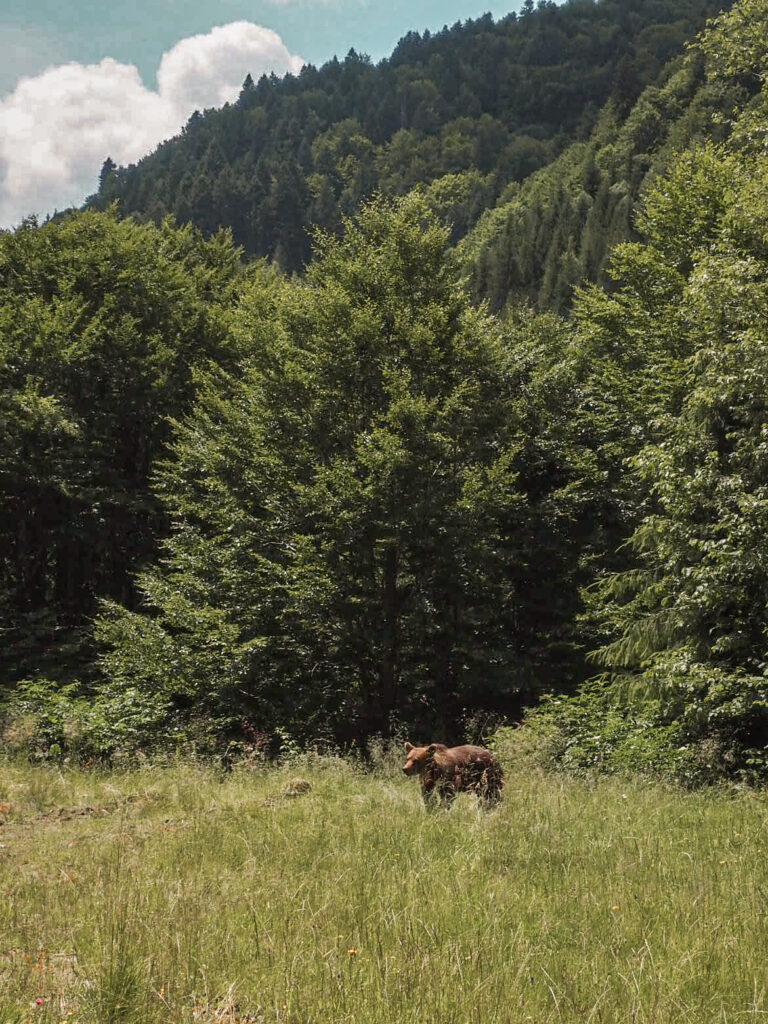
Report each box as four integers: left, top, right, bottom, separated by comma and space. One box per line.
514, 683, 712, 784
558, 49, 768, 780
490, 307, 625, 698
97, 196, 530, 740
87, 0, 727, 279
91, 195, 662, 745
476, 1, 768, 784
463, 39, 751, 313
0, 210, 244, 689
9, 0, 768, 780
0, 677, 174, 761
697, 0, 768, 84
415, 170, 495, 244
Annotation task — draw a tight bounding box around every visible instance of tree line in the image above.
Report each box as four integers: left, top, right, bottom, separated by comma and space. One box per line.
4, 0, 768, 780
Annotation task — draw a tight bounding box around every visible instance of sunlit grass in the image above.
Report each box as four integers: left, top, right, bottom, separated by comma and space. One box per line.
1, 754, 767, 1023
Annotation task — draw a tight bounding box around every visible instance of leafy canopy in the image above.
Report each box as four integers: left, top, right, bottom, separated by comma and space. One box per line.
98, 196, 526, 740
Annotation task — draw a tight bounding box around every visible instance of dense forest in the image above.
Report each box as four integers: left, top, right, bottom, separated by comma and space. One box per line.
88, 0, 728, 279
4, 0, 768, 780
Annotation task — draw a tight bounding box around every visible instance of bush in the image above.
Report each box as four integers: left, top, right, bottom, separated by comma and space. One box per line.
497, 681, 724, 787
0, 678, 176, 763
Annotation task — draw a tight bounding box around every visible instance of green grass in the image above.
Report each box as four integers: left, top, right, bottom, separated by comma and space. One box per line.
2, 753, 768, 1023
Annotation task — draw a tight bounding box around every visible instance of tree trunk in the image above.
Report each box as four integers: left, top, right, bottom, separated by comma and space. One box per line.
378, 541, 399, 735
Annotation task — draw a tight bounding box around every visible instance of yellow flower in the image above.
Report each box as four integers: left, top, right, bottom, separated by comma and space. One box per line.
347, 947, 358, 957
611, 905, 620, 911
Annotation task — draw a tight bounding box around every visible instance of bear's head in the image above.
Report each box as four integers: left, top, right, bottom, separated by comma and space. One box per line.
402, 741, 444, 775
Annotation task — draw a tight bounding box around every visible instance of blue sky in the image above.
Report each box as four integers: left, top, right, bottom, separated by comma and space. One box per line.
0, 0, 523, 228
2, 0, 518, 97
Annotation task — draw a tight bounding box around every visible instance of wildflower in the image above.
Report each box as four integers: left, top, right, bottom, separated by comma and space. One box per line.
35, 998, 44, 1005
611, 905, 620, 912
347, 947, 358, 957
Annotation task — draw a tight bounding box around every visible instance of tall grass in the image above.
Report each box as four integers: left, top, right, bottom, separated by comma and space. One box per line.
1, 754, 767, 1023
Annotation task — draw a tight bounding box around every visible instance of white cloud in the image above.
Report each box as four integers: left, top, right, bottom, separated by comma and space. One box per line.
158, 23, 303, 112
0, 22, 304, 229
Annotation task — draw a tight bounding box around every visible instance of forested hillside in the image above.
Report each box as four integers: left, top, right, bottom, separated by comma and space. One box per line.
88, 0, 728, 277
463, 44, 748, 311
5, 0, 768, 781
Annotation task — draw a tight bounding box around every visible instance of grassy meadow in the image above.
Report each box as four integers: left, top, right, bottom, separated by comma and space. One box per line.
2, 751, 768, 1024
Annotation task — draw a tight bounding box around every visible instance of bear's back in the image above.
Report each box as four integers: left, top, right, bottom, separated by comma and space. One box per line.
441, 744, 494, 766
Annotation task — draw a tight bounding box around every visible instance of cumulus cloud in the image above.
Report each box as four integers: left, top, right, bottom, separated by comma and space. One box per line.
0, 22, 304, 229
158, 23, 303, 112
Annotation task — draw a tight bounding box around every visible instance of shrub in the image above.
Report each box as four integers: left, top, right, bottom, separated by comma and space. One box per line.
0, 678, 176, 763
497, 681, 725, 786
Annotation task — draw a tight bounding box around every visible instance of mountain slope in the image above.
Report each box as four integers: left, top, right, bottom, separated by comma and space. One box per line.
88, 0, 730, 274
462, 39, 754, 312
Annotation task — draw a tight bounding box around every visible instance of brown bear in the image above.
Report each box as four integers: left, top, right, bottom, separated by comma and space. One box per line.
402, 741, 503, 806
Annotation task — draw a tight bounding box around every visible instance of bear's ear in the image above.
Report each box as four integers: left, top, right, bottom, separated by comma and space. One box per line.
427, 744, 439, 756
404, 741, 413, 752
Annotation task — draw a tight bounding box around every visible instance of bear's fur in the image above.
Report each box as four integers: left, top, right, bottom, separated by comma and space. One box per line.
402, 741, 503, 806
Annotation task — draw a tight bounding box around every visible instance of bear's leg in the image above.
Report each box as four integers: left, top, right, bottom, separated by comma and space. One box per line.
478, 766, 503, 807
438, 778, 457, 807
421, 778, 438, 806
